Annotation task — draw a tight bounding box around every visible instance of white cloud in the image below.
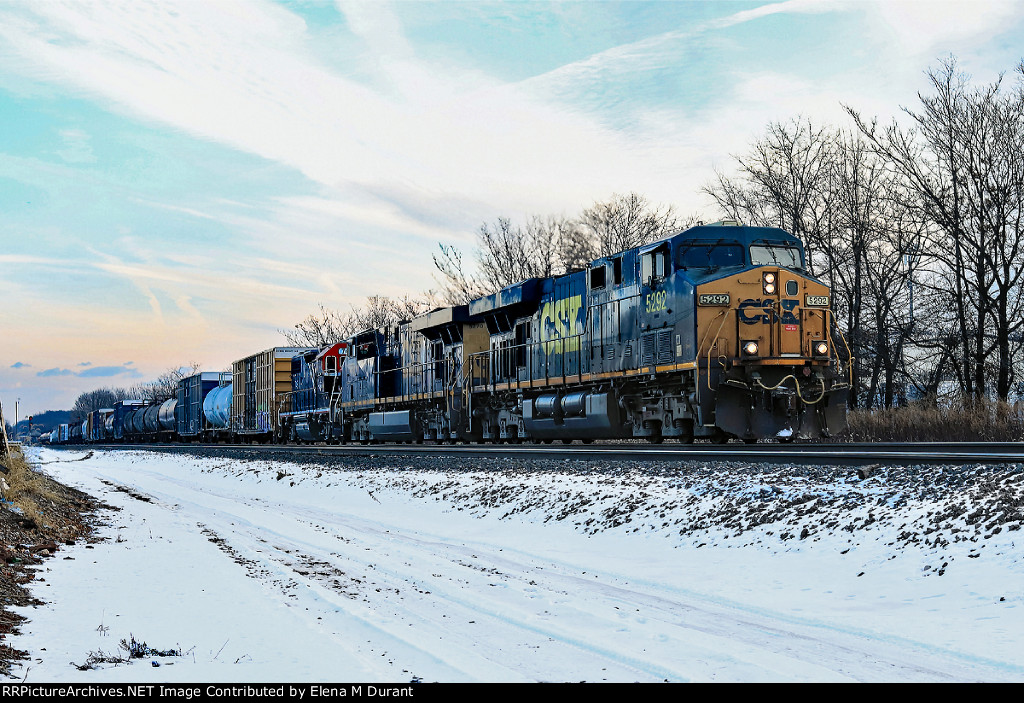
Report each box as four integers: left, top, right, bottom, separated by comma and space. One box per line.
56, 128, 96, 163
0, 0, 726, 227
866, 0, 1024, 59
3, 0, 1021, 230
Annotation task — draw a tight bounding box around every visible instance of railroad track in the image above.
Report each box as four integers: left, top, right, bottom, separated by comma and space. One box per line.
82, 441, 1024, 467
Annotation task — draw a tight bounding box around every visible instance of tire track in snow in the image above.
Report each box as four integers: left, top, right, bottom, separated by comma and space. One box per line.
55, 450, 1024, 682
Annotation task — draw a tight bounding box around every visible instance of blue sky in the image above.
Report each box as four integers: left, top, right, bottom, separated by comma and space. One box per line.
2, 0, 1023, 417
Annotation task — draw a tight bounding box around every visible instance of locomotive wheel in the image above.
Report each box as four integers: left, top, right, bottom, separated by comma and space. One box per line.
674, 419, 695, 444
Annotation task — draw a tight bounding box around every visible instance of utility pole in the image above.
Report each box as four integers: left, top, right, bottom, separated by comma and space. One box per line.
0, 400, 9, 458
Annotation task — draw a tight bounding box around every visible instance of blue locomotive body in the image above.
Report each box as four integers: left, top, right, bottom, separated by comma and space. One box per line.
321, 222, 847, 444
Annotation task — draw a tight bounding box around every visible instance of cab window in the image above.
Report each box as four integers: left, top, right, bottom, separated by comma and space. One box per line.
640, 247, 668, 285
750, 244, 803, 270
677, 244, 744, 270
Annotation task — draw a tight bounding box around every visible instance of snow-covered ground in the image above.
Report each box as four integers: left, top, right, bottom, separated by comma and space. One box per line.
10, 446, 1024, 682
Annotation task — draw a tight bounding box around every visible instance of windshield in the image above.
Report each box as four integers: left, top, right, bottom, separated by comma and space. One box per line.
677, 244, 744, 270
750, 244, 803, 270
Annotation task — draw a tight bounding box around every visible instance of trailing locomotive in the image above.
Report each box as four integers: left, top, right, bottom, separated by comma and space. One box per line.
57, 222, 848, 447
289, 221, 849, 445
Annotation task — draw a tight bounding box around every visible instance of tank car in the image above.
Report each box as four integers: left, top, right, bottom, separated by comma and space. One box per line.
202, 380, 233, 440
177, 372, 229, 441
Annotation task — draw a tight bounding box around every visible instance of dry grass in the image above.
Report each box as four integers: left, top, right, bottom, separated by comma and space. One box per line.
845, 398, 1024, 442
0, 448, 61, 528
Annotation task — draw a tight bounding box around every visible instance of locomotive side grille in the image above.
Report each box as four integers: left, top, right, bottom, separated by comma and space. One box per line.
642, 330, 674, 365
659, 329, 673, 361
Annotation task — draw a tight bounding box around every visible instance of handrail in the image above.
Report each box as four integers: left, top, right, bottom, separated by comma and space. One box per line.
824, 309, 854, 386
465, 330, 588, 392
696, 309, 733, 392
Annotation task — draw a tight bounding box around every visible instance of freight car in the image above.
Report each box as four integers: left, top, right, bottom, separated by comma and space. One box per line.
58, 222, 847, 448
177, 371, 231, 441
232, 347, 317, 442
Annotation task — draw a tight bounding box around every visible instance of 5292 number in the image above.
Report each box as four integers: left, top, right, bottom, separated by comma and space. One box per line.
645, 290, 668, 314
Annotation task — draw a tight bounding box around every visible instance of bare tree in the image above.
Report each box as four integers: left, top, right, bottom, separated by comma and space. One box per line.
433, 192, 693, 303
705, 118, 837, 274
474, 216, 555, 291
827, 132, 929, 408
281, 303, 352, 348
432, 243, 489, 305
71, 387, 129, 421
578, 192, 684, 257
554, 216, 597, 272
127, 363, 202, 402
350, 294, 435, 332
847, 57, 1024, 400
282, 294, 437, 346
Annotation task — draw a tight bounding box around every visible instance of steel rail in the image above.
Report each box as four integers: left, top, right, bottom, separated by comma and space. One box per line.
83, 441, 1024, 467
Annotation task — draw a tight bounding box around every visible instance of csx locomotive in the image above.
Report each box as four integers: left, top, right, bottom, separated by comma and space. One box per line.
56, 222, 849, 447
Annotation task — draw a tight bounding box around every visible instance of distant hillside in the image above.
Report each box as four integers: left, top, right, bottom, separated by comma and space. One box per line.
14, 409, 71, 436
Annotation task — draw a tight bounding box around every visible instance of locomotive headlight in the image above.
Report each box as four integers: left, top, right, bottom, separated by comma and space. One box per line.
763, 272, 776, 284
762, 272, 777, 295
742, 341, 759, 356
814, 341, 829, 356
764, 282, 776, 295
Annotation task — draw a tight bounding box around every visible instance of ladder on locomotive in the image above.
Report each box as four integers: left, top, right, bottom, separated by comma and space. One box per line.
322, 351, 345, 429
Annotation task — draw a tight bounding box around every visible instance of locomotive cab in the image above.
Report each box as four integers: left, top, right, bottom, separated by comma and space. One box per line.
688, 228, 848, 440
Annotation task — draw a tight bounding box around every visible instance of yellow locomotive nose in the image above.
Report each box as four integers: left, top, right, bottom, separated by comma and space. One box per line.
692, 259, 846, 440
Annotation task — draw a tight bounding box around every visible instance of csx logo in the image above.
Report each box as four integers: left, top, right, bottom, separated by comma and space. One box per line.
540, 294, 584, 353
738, 298, 800, 325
